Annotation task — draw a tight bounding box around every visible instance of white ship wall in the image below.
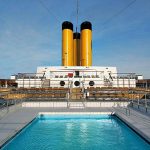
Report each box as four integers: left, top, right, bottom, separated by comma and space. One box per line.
16, 66, 136, 88
17, 79, 42, 88
37, 66, 117, 79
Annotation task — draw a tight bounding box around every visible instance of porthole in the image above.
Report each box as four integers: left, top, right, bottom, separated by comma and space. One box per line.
89, 81, 94, 86
74, 81, 80, 86
60, 81, 65, 86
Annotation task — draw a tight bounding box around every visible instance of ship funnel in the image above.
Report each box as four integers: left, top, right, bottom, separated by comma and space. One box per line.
80, 21, 92, 66
62, 21, 73, 66
73, 32, 80, 66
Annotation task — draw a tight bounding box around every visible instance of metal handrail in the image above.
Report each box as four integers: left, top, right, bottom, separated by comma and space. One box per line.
0, 102, 7, 110
114, 106, 130, 116
0, 100, 23, 120
131, 101, 150, 113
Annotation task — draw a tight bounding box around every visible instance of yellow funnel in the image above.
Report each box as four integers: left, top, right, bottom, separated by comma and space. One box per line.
73, 32, 80, 66
62, 21, 73, 66
80, 21, 92, 66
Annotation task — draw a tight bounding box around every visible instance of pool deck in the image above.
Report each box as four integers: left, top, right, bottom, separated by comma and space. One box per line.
0, 106, 150, 148
115, 108, 150, 143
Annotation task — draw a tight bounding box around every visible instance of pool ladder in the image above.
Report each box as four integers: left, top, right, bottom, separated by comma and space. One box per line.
113, 106, 130, 116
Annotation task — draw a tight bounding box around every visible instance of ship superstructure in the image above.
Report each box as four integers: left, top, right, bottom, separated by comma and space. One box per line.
13, 21, 136, 88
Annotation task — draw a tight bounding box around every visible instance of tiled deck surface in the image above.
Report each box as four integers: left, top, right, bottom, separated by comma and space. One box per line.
0, 106, 150, 148
114, 107, 150, 143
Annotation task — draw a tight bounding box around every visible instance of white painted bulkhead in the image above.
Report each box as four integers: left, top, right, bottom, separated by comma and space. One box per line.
16, 66, 136, 88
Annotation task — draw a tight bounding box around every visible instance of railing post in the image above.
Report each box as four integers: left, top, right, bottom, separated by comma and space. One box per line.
66, 92, 69, 108
146, 107, 147, 113
145, 93, 147, 113
138, 94, 140, 109
6, 100, 9, 113
131, 90, 133, 107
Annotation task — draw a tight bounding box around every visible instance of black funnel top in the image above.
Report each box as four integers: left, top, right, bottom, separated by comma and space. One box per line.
81, 21, 92, 30
62, 21, 73, 30
73, 32, 80, 39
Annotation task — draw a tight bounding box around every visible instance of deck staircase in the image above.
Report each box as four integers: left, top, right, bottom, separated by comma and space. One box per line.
67, 101, 85, 109
67, 81, 86, 108
42, 79, 50, 88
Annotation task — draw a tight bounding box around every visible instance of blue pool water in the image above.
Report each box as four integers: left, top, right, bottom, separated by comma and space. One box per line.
2, 115, 150, 150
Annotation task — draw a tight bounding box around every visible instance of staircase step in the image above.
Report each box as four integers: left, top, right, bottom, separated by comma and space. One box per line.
68, 102, 85, 109
42, 79, 50, 87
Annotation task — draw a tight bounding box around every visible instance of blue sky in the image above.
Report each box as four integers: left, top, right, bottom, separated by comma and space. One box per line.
0, 0, 150, 78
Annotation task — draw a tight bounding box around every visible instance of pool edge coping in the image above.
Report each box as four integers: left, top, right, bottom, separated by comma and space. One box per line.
115, 113, 150, 144
39, 112, 113, 115
0, 117, 37, 149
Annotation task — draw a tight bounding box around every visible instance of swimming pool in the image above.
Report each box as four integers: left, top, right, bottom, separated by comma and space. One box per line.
2, 114, 150, 150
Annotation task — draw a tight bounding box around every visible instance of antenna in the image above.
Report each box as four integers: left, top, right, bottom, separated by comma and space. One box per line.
76, 0, 79, 32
